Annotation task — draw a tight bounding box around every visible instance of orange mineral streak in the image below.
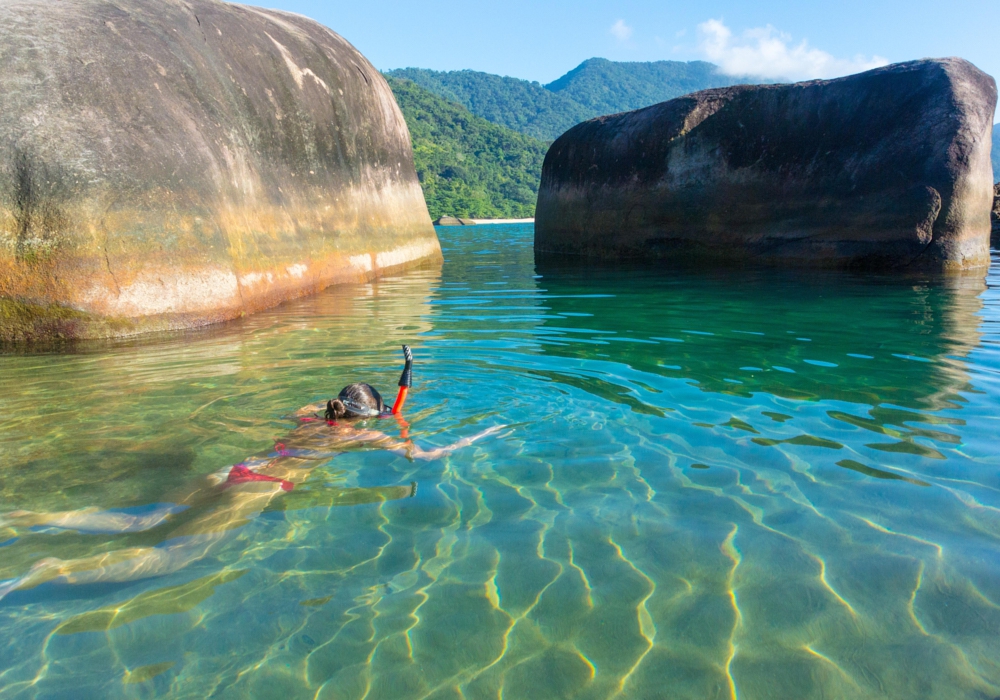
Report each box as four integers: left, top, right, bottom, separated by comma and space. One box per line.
0, 181, 441, 337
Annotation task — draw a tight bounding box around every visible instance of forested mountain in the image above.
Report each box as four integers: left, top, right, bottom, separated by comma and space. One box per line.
386, 68, 588, 142
386, 59, 753, 141
385, 76, 547, 219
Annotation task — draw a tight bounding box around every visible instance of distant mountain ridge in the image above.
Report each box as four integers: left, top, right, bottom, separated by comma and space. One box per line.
386, 59, 755, 141
543, 58, 753, 116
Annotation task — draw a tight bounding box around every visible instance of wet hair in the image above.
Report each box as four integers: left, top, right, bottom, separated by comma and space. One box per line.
325, 383, 385, 420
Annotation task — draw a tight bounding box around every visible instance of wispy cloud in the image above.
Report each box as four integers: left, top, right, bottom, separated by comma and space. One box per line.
697, 19, 888, 80
610, 19, 633, 43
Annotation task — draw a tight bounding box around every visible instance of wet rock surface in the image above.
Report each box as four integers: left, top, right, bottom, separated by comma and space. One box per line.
536, 59, 997, 271
0, 0, 439, 342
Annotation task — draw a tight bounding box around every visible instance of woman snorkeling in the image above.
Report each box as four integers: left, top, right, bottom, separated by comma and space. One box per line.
0, 346, 504, 600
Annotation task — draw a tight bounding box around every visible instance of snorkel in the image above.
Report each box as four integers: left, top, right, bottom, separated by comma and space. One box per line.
390, 345, 413, 440
392, 345, 413, 415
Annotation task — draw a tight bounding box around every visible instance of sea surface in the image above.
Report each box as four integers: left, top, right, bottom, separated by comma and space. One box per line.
1, 223, 999, 699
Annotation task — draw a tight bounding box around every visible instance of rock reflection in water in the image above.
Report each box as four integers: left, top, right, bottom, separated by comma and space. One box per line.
535, 261, 984, 414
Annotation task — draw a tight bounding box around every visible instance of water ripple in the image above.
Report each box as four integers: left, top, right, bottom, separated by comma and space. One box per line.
0, 227, 999, 698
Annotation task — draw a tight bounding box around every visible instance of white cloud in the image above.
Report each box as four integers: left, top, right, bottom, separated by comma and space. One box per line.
610, 19, 633, 43
697, 19, 888, 81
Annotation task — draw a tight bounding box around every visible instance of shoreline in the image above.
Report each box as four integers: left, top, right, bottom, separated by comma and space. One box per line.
433, 216, 534, 226
468, 218, 534, 225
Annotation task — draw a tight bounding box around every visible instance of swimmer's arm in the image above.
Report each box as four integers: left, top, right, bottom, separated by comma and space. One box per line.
388, 425, 507, 461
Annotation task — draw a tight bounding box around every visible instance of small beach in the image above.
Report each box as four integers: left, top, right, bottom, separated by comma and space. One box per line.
468, 217, 535, 224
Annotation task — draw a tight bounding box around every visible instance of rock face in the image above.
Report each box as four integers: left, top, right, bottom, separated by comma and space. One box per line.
0, 0, 440, 342
536, 59, 997, 271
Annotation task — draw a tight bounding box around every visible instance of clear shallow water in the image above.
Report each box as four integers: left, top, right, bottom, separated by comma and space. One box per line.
1, 223, 999, 699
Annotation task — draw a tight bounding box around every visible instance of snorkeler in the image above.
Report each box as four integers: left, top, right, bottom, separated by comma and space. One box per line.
0, 346, 504, 600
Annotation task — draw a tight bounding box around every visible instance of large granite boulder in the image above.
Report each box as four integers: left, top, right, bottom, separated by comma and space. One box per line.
536, 59, 997, 271
0, 0, 440, 342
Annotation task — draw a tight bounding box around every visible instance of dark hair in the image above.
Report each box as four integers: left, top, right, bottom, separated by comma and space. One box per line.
325, 383, 385, 420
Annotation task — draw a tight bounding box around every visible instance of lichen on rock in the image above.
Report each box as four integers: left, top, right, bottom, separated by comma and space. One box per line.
0, 0, 440, 342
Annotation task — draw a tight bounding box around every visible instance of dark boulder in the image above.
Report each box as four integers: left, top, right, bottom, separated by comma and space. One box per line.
992, 183, 1000, 247
0, 0, 439, 342
536, 59, 997, 271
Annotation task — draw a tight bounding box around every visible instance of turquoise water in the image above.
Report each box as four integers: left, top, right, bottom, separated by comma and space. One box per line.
1, 222, 999, 698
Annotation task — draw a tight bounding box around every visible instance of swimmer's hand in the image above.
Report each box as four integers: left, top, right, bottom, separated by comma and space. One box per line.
403, 424, 508, 461
440, 424, 507, 452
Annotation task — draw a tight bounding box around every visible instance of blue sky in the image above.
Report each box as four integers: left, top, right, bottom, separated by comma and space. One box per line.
265, 0, 998, 119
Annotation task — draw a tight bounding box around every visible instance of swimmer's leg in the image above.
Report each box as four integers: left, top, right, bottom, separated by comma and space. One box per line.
0, 534, 225, 600
2, 504, 183, 534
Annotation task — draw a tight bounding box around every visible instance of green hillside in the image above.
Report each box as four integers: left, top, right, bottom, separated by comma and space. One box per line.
387, 59, 753, 141
385, 76, 547, 219
386, 68, 589, 142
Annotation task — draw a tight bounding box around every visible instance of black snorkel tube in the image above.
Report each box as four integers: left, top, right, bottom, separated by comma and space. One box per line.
391, 345, 413, 415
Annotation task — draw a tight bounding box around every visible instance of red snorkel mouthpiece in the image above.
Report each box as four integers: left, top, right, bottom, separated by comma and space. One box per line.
392, 345, 413, 415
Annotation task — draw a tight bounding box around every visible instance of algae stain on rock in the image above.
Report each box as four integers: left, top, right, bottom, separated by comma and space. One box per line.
55, 569, 247, 635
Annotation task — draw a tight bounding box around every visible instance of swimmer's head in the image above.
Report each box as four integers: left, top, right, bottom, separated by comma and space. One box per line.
326, 383, 385, 420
